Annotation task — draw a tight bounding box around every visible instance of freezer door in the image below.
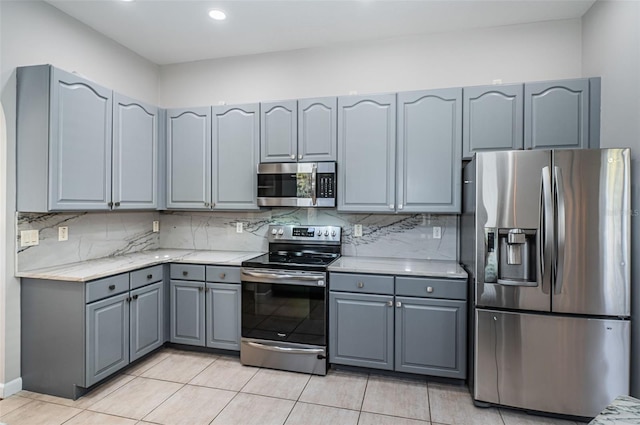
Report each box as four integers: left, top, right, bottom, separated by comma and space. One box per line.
475, 150, 552, 311
552, 149, 630, 316
475, 309, 630, 418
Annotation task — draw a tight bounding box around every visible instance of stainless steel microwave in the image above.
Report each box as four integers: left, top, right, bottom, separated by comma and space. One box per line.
257, 162, 336, 207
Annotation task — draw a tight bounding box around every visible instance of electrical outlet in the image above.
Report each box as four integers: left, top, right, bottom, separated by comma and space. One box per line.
236, 222, 243, 233
433, 226, 442, 239
20, 230, 39, 247
492, 79, 503, 85
153, 221, 160, 232
354, 224, 363, 237
58, 226, 68, 241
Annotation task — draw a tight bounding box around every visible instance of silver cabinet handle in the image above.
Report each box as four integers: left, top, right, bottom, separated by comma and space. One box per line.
357, 282, 364, 288
387, 300, 393, 307
204, 202, 210, 207
389, 204, 394, 209
298, 154, 303, 160
426, 286, 434, 293
219, 273, 226, 279
396, 301, 402, 307
398, 204, 403, 210
290, 154, 296, 160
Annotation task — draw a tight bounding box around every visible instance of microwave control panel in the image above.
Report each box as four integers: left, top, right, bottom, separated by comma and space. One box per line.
318, 174, 335, 199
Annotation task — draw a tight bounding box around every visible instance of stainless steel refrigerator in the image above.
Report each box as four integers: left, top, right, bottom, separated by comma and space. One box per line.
460, 149, 631, 419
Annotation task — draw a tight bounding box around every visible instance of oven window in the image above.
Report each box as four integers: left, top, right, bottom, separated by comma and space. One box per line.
257, 173, 313, 198
242, 282, 326, 346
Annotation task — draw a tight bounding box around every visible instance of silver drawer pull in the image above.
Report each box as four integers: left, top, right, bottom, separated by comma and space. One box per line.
427, 286, 434, 293
220, 273, 226, 279
357, 282, 364, 288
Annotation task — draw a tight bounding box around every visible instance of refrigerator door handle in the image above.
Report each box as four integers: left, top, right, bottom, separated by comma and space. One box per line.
540, 166, 553, 294
553, 166, 566, 295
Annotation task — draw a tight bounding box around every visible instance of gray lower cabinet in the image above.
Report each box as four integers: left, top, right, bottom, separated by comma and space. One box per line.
205, 283, 241, 350
86, 292, 130, 387
329, 291, 394, 370
337, 94, 397, 212
524, 78, 597, 150
21, 266, 165, 399
130, 281, 164, 362
463, 84, 524, 159
170, 279, 206, 346
166, 107, 212, 209
329, 272, 467, 379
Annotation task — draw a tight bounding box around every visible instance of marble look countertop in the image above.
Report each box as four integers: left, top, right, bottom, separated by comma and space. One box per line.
328, 256, 467, 279
589, 395, 640, 424
16, 249, 263, 282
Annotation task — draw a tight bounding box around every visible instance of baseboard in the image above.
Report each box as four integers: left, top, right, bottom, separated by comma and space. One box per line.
0, 377, 22, 398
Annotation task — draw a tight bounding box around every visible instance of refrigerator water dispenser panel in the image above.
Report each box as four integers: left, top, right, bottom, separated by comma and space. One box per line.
492, 228, 537, 286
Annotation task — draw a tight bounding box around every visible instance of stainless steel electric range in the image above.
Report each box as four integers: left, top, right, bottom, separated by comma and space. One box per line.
240, 224, 342, 375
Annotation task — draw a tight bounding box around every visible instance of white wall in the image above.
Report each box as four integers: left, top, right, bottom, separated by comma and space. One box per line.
0, 0, 159, 396
582, 0, 640, 397
160, 19, 582, 107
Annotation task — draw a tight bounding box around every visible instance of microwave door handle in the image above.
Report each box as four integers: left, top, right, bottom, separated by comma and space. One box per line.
553, 166, 566, 295
311, 163, 317, 206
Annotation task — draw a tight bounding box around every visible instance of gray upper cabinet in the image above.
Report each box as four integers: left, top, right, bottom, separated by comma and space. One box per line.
166, 107, 212, 209
397, 88, 462, 213
463, 84, 524, 159
17, 65, 113, 212
261, 100, 297, 162
212, 104, 260, 210
113, 94, 158, 210
298, 97, 337, 162
338, 94, 396, 213
524, 79, 590, 150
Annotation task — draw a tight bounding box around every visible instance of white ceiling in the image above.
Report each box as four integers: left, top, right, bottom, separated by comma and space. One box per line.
45, 0, 597, 66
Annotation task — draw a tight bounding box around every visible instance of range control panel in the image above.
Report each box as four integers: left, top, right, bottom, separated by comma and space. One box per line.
268, 225, 342, 244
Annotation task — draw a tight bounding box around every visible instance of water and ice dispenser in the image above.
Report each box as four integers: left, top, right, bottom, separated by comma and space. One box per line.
484, 228, 537, 285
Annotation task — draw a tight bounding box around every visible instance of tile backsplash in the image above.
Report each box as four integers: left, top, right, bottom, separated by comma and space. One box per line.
17, 208, 457, 272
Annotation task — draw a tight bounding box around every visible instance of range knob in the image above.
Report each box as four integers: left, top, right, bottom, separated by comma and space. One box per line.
277, 228, 284, 235
271, 229, 277, 235
331, 230, 336, 237
324, 230, 329, 236
317, 230, 322, 236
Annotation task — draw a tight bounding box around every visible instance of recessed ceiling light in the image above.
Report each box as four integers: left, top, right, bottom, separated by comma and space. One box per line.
208, 9, 227, 21
121, 0, 135, 2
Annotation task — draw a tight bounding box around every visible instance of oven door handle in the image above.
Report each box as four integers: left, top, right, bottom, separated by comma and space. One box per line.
241, 270, 326, 286
247, 341, 325, 355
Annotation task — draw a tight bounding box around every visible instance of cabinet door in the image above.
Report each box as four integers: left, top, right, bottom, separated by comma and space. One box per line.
397, 88, 462, 213
329, 291, 394, 370
166, 107, 211, 209
49, 68, 112, 211
130, 282, 164, 362
205, 283, 241, 350
524, 79, 589, 150
337, 94, 396, 212
463, 84, 524, 158
170, 280, 205, 346
261, 100, 297, 162
86, 292, 130, 387
212, 104, 260, 210
113, 93, 158, 210
298, 97, 337, 162
395, 297, 466, 379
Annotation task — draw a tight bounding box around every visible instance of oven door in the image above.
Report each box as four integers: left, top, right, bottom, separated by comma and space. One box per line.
240, 268, 328, 374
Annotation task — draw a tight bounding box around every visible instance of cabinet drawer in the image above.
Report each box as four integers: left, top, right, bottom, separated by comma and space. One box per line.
206, 266, 240, 284
170, 264, 205, 281
395, 277, 467, 300
130, 265, 164, 289
330, 273, 394, 295
86, 273, 130, 303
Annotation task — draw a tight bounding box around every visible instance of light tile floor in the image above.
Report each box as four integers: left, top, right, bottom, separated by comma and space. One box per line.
0, 348, 589, 425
